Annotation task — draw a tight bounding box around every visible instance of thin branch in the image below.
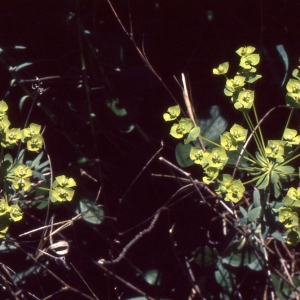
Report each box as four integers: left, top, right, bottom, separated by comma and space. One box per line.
120, 145, 163, 203
10, 241, 97, 300
70, 263, 99, 300
96, 262, 155, 300
181, 73, 205, 150
98, 207, 166, 264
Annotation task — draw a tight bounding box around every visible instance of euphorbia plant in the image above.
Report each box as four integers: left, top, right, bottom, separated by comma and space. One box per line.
164, 46, 300, 245
0, 100, 76, 237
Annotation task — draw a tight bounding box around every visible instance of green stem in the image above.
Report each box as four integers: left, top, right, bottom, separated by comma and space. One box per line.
281, 108, 294, 141
252, 103, 266, 151
37, 187, 51, 192
243, 112, 265, 157
198, 135, 220, 148
280, 151, 300, 166
242, 172, 268, 186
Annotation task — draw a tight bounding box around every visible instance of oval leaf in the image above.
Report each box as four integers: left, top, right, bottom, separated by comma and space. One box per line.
75, 198, 104, 225
248, 206, 262, 222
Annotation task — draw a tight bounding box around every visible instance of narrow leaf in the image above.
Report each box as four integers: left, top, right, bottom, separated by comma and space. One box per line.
248, 206, 262, 222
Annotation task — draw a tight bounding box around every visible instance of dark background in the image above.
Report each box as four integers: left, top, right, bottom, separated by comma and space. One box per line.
1, 1, 300, 299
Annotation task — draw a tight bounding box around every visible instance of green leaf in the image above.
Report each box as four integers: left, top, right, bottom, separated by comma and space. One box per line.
143, 269, 161, 285
32, 200, 49, 210
247, 206, 262, 222
0, 242, 16, 252
196, 106, 227, 147
215, 260, 235, 293
253, 188, 261, 207
11, 265, 42, 284
19, 95, 31, 111
184, 126, 200, 144
239, 206, 247, 218
246, 74, 262, 83
255, 173, 269, 189
75, 198, 104, 225
30, 151, 44, 169
194, 246, 219, 267
4, 153, 13, 165
247, 256, 262, 271
106, 98, 127, 117
175, 143, 194, 167
14, 62, 33, 72
271, 231, 286, 242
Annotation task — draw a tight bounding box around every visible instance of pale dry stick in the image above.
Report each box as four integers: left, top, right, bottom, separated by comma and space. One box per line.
184, 257, 205, 300
19, 213, 84, 238
0, 270, 19, 300
98, 207, 166, 265
232, 105, 290, 179
80, 168, 98, 182
181, 73, 206, 151
279, 239, 295, 260
273, 240, 300, 299
42, 288, 67, 300
19, 75, 93, 84
158, 156, 252, 241
70, 263, 99, 300
258, 234, 276, 300
158, 160, 282, 297
106, 0, 179, 104
157, 158, 234, 215
152, 173, 225, 200
11, 242, 97, 300
35, 130, 54, 257
96, 262, 155, 300
119, 145, 163, 203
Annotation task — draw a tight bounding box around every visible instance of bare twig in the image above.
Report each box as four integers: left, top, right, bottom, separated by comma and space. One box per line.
120, 145, 163, 203
70, 263, 99, 300
98, 207, 166, 264
10, 241, 97, 300
181, 73, 206, 150
184, 257, 205, 299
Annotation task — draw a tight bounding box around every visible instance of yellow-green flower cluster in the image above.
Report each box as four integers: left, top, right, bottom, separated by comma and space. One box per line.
213, 46, 261, 112
7, 165, 33, 192
22, 123, 43, 152
50, 175, 76, 202
286, 60, 300, 107
215, 174, 245, 203
0, 100, 77, 239
277, 187, 300, 244
0, 100, 21, 149
163, 105, 246, 202
0, 199, 23, 237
